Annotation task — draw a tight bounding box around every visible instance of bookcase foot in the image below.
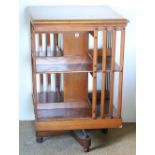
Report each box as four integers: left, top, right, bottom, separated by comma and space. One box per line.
101, 128, 108, 134
36, 137, 44, 143
83, 147, 90, 152
71, 130, 91, 152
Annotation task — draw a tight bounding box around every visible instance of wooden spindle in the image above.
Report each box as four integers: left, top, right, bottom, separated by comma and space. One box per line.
46, 33, 51, 92
92, 30, 98, 119
118, 29, 125, 118
119, 29, 125, 72
31, 25, 38, 117
54, 33, 58, 52
54, 33, 61, 92
109, 29, 116, 118
46, 33, 51, 56
108, 72, 110, 90
100, 30, 107, 118
39, 33, 44, 92
105, 73, 108, 90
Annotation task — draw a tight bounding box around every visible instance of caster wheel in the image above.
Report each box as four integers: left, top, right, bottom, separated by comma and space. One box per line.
36, 137, 43, 143
102, 128, 108, 134
84, 147, 89, 152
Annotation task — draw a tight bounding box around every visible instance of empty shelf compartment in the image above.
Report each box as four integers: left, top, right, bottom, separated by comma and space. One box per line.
37, 91, 92, 120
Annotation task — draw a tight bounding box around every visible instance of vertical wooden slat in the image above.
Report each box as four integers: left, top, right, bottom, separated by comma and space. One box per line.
54, 33, 61, 92
46, 32, 50, 56
118, 29, 125, 118
54, 33, 58, 53
100, 30, 107, 118
46, 33, 51, 92
31, 24, 38, 118
39, 33, 44, 92
109, 29, 116, 118
55, 74, 60, 92
92, 30, 98, 119
119, 29, 125, 72
108, 72, 110, 90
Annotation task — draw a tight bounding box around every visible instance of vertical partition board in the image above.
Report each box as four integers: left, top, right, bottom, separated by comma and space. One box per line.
63, 32, 88, 101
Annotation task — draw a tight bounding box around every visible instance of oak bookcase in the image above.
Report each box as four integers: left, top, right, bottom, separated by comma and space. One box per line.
28, 6, 129, 152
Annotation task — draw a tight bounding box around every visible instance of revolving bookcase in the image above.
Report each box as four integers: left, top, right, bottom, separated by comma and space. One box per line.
29, 6, 129, 152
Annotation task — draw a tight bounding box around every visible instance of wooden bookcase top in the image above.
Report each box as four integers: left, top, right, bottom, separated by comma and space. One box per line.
27, 6, 129, 26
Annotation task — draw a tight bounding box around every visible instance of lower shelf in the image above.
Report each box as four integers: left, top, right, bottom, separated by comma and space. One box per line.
37, 92, 91, 120
37, 108, 92, 120
35, 91, 117, 120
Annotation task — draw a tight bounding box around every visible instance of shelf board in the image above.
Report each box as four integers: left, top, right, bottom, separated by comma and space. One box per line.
38, 91, 63, 103
89, 49, 119, 72
36, 91, 117, 120
88, 48, 112, 57
37, 108, 92, 120
38, 101, 90, 110
97, 57, 119, 72
37, 92, 91, 119
35, 55, 92, 73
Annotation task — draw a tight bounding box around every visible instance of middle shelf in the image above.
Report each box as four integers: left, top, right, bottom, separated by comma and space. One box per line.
36, 55, 93, 73
34, 53, 120, 73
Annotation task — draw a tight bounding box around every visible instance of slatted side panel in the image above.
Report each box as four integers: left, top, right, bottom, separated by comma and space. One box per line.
92, 30, 98, 119
100, 29, 107, 118
109, 29, 116, 118
117, 29, 125, 118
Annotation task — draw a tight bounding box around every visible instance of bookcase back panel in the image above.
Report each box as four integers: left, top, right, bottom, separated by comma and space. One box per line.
64, 73, 88, 101
63, 32, 88, 56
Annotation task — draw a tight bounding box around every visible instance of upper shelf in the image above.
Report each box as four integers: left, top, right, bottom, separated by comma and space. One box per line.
27, 6, 129, 26
89, 48, 119, 72
35, 55, 93, 73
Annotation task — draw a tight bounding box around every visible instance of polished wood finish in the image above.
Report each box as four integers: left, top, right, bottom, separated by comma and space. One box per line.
35, 55, 92, 73
64, 73, 88, 101
63, 32, 89, 102
38, 101, 90, 110
37, 107, 92, 120
35, 118, 122, 131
